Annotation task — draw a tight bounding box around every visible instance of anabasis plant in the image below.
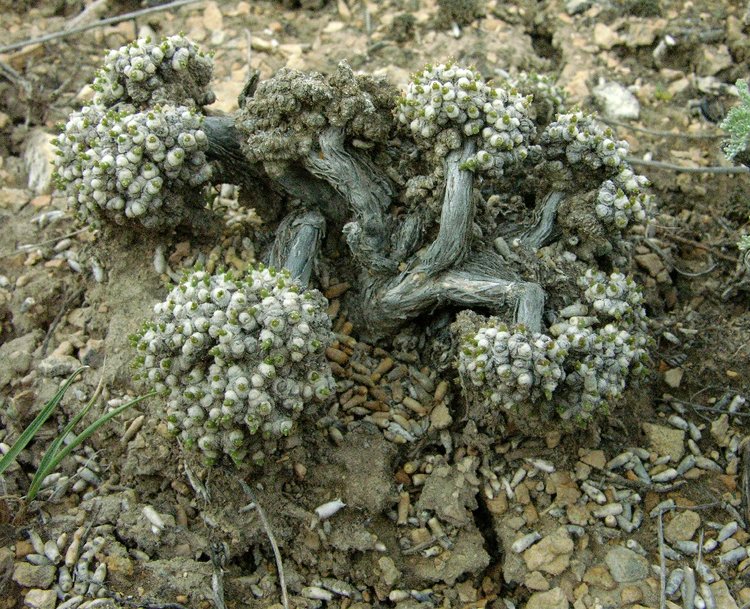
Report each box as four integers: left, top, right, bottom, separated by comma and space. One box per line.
721, 79, 750, 168
56, 35, 655, 442
720, 79, 750, 252
53, 35, 215, 229
130, 265, 335, 465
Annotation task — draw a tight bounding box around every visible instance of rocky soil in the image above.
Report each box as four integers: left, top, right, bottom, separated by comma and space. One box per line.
2, 1, 750, 609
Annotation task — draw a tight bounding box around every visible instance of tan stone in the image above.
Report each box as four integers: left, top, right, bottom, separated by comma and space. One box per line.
583, 564, 616, 591
579, 450, 606, 469
546, 431, 561, 448
642, 423, 685, 462
202, 1, 223, 31
697, 45, 733, 76
709, 580, 739, 609
635, 253, 665, 277
548, 472, 581, 507
664, 367, 683, 388
567, 504, 590, 526
22, 589, 56, 609
525, 570, 550, 591
523, 527, 574, 575
430, 402, 452, 430
526, 587, 569, 609
711, 414, 731, 447
0, 188, 31, 212
665, 510, 700, 543
486, 493, 508, 515
593, 23, 620, 49
621, 584, 643, 604
625, 20, 662, 47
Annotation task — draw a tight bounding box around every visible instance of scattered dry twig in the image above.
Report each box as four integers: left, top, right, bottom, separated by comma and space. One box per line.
598, 470, 686, 494
102, 591, 189, 609
742, 438, 750, 529
210, 540, 228, 609
672, 259, 718, 277
244, 29, 252, 67
401, 536, 439, 555
653, 227, 739, 264
658, 509, 666, 609
0, 59, 32, 94
239, 480, 290, 609
0, 227, 92, 259
40, 287, 84, 356
65, 0, 111, 31
603, 117, 724, 140
0, 0, 203, 55
183, 460, 210, 503
627, 157, 749, 174
640, 235, 719, 277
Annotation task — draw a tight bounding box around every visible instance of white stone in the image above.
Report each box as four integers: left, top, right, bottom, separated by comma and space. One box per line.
593, 80, 640, 121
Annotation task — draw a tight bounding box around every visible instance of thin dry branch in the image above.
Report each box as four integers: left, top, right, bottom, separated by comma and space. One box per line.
603, 117, 724, 140
653, 228, 739, 264
0, 0, 203, 55
627, 157, 749, 174
65, 0, 110, 31
658, 509, 666, 609
239, 480, 290, 609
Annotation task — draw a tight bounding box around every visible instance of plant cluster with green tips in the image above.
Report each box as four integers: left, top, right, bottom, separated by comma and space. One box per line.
721, 80, 750, 165
52, 35, 215, 229
130, 265, 335, 465
720, 80, 750, 251
456, 270, 651, 433
396, 62, 535, 174
54, 34, 658, 443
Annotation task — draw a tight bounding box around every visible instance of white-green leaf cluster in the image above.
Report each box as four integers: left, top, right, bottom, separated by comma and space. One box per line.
457, 270, 651, 428
131, 265, 336, 465
92, 34, 215, 108
53, 35, 216, 229
721, 80, 750, 161
396, 63, 536, 174
54, 104, 211, 228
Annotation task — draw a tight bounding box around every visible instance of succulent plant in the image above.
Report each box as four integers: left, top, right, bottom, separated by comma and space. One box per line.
55, 36, 656, 438
53, 35, 215, 229
131, 265, 335, 464
456, 270, 651, 433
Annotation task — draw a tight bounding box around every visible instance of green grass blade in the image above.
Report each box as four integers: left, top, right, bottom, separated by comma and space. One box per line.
33, 377, 105, 488
27, 390, 155, 500
34, 359, 112, 485
0, 367, 87, 476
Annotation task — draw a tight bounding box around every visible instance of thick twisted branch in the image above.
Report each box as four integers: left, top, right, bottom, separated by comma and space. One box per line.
304, 127, 396, 273
358, 249, 545, 338
269, 210, 326, 286
419, 140, 477, 275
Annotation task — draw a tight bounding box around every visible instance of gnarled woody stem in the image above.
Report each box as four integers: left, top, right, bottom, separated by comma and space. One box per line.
203, 116, 345, 220
358, 250, 545, 339
303, 127, 397, 273
418, 140, 476, 276
269, 210, 326, 286
203, 116, 549, 337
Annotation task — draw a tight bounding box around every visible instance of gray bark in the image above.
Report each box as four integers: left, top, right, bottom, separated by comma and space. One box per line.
203, 116, 346, 218
519, 191, 563, 249
418, 140, 476, 276
269, 210, 326, 286
203, 116, 552, 338
358, 249, 545, 338
304, 127, 397, 273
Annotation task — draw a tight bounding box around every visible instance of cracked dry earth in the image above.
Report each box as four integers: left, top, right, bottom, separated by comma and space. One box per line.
2, 1, 750, 608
